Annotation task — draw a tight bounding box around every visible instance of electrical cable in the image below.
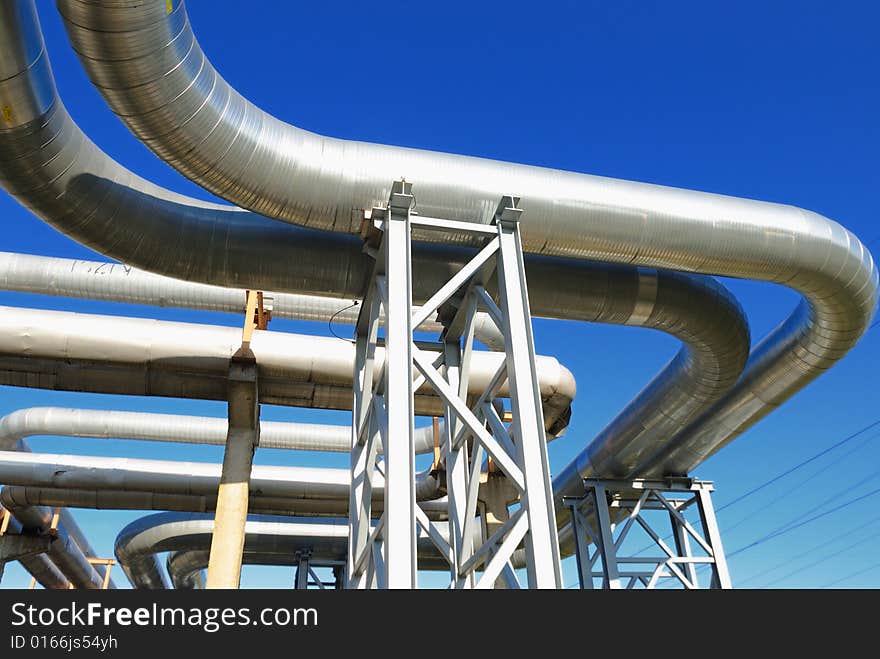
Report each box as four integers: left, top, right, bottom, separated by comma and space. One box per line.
328, 301, 359, 342
820, 561, 880, 588
727, 485, 880, 558
714, 417, 880, 513
737, 513, 880, 586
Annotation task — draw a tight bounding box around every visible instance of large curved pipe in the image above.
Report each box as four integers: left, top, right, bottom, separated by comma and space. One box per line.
166, 551, 335, 590
115, 513, 348, 589
116, 512, 453, 589
55, 0, 876, 481
0, 251, 504, 351
0, 406, 441, 455
0, 305, 575, 432
3, 427, 117, 589
0, 3, 753, 481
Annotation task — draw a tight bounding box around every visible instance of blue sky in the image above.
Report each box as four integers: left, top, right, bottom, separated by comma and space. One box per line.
1, 0, 878, 588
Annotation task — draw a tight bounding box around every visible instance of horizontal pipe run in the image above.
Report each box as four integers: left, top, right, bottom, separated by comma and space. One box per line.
0, 450, 445, 505
54, 0, 876, 481
0, 305, 575, 434
117, 513, 459, 589
0, 406, 441, 455
0, 486, 451, 521
0, 251, 505, 350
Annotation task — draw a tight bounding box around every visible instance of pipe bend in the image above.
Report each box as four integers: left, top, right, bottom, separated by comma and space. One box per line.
119, 512, 453, 589
1, 5, 756, 477
53, 0, 877, 477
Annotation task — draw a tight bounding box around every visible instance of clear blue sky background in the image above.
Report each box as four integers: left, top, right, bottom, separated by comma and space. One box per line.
1, 0, 878, 589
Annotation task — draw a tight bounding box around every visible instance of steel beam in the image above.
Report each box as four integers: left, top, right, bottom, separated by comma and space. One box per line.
696, 486, 732, 589
347, 181, 561, 588
381, 187, 418, 589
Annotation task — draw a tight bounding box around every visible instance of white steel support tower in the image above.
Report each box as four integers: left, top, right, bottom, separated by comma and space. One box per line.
565, 478, 732, 589
346, 180, 563, 589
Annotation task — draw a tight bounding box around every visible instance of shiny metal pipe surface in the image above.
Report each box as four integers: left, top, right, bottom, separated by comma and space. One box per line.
0, 305, 575, 431
118, 512, 453, 589
0, 450, 443, 505
53, 0, 876, 481
115, 513, 351, 589
0, 485, 451, 521
0, 251, 505, 350
0, 510, 71, 589
0, 4, 753, 481
2, 499, 105, 589
0, 406, 440, 455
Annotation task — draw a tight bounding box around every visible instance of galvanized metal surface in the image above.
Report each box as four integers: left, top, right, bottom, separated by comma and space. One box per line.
0, 305, 575, 428
0, 251, 505, 351
52, 0, 878, 483
117, 513, 452, 590
0, 406, 442, 455
0, 4, 756, 486
0, 1, 874, 587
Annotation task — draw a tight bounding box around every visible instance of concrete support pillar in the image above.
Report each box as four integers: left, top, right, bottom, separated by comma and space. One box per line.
206, 357, 259, 589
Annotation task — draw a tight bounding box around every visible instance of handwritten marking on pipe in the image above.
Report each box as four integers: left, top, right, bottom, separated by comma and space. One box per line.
2, 106, 12, 125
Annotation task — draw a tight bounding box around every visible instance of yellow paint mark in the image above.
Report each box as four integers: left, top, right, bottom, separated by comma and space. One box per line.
166, 0, 173, 14
1, 105, 12, 125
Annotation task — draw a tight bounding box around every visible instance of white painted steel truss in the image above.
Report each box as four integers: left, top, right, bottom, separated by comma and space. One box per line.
565, 478, 732, 589
346, 180, 562, 589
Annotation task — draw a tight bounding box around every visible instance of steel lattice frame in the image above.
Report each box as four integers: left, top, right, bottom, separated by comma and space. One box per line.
565, 478, 732, 589
345, 180, 562, 589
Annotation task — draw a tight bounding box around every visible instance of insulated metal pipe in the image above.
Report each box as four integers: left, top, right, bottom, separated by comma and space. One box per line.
1, 501, 104, 589
0, 403, 436, 588
0, 451, 441, 505
116, 513, 349, 589
0, 304, 574, 431
0, 406, 441, 455
2, 428, 117, 589
116, 512, 453, 589
0, 486, 451, 521
0, 251, 505, 351
0, 305, 575, 432
0, 511, 70, 589
53, 0, 877, 481
0, 3, 752, 483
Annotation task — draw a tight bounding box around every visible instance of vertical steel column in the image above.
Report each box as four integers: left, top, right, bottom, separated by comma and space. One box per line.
443, 336, 475, 588
565, 499, 595, 590
206, 359, 259, 589
590, 483, 622, 589
495, 212, 563, 588
381, 186, 418, 589
670, 509, 699, 587
347, 291, 381, 589
696, 487, 733, 589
